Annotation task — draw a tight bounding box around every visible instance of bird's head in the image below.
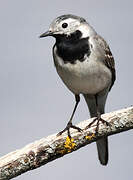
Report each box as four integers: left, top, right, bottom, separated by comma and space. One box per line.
40, 14, 96, 40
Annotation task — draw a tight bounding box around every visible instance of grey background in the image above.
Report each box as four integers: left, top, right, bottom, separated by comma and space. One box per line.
0, 0, 133, 179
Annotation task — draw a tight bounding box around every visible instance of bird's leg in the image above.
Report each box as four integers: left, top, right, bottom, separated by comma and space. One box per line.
94, 111, 110, 133
85, 94, 110, 133
57, 95, 82, 138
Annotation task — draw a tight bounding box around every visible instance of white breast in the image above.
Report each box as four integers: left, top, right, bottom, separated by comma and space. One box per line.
54, 48, 112, 95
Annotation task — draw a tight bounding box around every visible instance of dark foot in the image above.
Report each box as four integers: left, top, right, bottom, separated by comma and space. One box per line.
57, 122, 82, 139
85, 116, 110, 133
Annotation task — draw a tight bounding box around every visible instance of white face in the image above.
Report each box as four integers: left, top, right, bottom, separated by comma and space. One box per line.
49, 18, 80, 35
49, 17, 94, 38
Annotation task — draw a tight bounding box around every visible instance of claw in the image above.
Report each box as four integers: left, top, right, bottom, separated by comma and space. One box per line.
85, 116, 110, 134
57, 122, 82, 139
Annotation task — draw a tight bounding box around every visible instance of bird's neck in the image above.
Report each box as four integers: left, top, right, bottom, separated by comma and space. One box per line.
55, 33, 90, 64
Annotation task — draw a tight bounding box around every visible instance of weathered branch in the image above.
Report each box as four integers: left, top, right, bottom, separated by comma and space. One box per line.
0, 106, 133, 180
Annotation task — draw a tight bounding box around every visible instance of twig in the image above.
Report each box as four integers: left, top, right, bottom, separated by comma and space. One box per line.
0, 106, 133, 180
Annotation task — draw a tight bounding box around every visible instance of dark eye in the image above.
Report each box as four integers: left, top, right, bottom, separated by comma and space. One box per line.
62, 23, 68, 28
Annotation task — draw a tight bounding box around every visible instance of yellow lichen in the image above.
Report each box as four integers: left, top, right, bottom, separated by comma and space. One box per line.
64, 136, 76, 152
85, 133, 95, 140
59, 149, 66, 154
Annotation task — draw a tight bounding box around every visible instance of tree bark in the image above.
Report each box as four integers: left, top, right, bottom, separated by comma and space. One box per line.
0, 106, 133, 180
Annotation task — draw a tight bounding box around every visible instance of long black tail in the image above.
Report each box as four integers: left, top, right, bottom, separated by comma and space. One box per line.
96, 137, 108, 165
83, 93, 109, 165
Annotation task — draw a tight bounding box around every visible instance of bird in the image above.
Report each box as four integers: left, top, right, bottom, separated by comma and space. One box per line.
40, 14, 116, 165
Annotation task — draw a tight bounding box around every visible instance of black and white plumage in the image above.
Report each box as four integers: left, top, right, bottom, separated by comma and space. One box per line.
40, 14, 116, 165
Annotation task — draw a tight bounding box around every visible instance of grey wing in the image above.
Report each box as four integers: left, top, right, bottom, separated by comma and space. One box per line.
94, 35, 116, 91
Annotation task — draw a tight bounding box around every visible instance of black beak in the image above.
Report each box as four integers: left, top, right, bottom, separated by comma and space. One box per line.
39, 30, 53, 38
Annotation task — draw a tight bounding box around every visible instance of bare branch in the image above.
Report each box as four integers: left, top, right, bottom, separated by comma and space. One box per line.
0, 106, 133, 180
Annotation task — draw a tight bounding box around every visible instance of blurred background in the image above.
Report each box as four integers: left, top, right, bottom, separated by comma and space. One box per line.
0, 0, 133, 179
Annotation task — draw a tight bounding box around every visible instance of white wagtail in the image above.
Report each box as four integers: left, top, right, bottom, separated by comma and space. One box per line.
40, 14, 116, 165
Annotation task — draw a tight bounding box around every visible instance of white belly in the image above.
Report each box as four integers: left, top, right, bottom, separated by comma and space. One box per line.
55, 55, 112, 95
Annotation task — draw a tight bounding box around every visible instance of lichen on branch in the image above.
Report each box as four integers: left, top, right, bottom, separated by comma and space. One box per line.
0, 106, 133, 180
